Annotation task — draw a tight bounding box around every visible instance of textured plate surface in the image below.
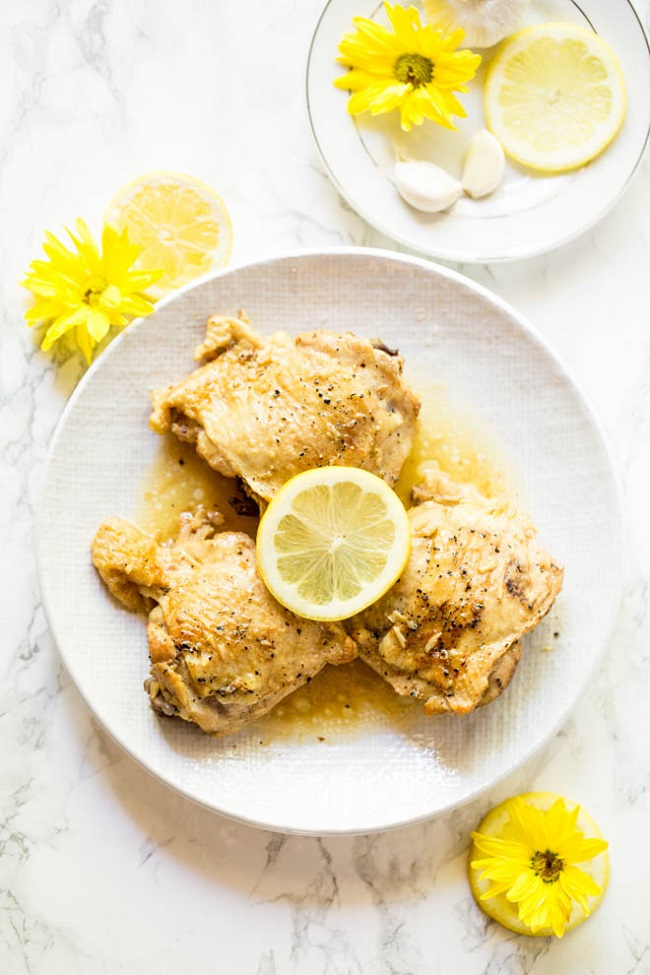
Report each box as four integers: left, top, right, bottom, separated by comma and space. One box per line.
37, 249, 623, 834
307, 0, 650, 262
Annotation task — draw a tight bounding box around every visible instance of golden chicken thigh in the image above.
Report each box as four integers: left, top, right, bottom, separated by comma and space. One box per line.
346, 471, 564, 715
150, 314, 420, 505
91, 511, 356, 735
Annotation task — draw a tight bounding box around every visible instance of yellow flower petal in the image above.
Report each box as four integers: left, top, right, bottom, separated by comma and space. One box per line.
468, 792, 610, 939
117, 294, 156, 317
385, 4, 419, 43
98, 283, 123, 310
559, 864, 603, 912
470, 832, 530, 860
70, 218, 100, 264
568, 837, 609, 862
473, 860, 528, 885
410, 86, 458, 129
85, 308, 111, 343
76, 324, 95, 365
334, 1, 480, 130
479, 880, 515, 899
41, 308, 89, 350
22, 218, 161, 363
506, 870, 542, 902
25, 299, 63, 323
349, 83, 406, 117
122, 268, 163, 292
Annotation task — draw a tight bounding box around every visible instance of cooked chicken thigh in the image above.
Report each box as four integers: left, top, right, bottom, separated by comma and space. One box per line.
150, 314, 420, 505
91, 511, 356, 735
346, 471, 563, 715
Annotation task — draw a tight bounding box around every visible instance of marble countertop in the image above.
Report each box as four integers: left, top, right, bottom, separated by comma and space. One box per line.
2, 0, 650, 972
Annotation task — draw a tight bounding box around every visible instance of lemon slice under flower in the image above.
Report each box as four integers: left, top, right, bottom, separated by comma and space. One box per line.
256, 467, 411, 622
468, 791, 610, 937
105, 171, 233, 296
484, 23, 626, 173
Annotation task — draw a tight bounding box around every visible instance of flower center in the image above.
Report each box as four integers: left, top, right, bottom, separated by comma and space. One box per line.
394, 53, 433, 88
531, 849, 564, 883
83, 276, 107, 306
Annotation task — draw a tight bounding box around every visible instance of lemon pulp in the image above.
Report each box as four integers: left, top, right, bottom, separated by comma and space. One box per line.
484, 23, 626, 173
256, 467, 411, 622
105, 171, 233, 296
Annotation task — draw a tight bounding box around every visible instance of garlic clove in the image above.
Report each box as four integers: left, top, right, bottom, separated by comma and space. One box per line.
462, 129, 506, 199
393, 159, 463, 214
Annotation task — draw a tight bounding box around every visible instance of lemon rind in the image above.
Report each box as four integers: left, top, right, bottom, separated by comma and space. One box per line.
467, 790, 610, 937
256, 467, 411, 622
483, 23, 627, 174
104, 170, 233, 296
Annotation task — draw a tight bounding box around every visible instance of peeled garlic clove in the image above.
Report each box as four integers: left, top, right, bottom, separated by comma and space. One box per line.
462, 129, 506, 199
393, 160, 463, 213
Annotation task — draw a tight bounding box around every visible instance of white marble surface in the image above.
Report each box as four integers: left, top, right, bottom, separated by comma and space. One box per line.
2, 0, 650, 972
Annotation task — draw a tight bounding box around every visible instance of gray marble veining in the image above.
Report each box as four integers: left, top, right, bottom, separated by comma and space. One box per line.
1, 0, 650, 972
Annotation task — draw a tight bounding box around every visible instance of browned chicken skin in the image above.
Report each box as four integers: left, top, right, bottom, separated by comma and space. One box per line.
94, 312, 563, 733
149, 313, 420, 505
345, 470, 564, 715
91, 511, 356, 735
91, 469, 562, 731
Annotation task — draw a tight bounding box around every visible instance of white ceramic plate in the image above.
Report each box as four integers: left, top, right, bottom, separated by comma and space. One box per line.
307, 0, 650, 262
37, 249, 624, 834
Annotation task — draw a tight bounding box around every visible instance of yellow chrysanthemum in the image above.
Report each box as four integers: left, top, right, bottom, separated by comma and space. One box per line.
470, 794, 609, 938
22, 219, 162, 363
334, 2, 481, 132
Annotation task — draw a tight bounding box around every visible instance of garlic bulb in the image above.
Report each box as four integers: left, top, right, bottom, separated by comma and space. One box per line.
462, 129, 505, 198
393, 160, 463, 213
422, 0, 529, 49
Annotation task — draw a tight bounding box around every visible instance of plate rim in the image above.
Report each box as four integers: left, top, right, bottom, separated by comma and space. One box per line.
305, 0, 650, 264
36, 246, 627, 834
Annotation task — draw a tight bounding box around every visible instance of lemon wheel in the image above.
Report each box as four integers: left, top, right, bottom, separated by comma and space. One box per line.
484, 23, 626, 173
105, 171, 233, 296
256, 467, 411, 622
468, 791, 610, 937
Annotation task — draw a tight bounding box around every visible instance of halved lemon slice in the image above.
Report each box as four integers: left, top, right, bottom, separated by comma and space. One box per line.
484, 23, 626, 173
468, 791, 610, 937
105, 171, 233, 296
256, 467, 411, 622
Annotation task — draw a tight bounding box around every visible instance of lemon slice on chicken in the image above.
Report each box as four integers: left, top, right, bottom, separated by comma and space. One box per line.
256, 467, 411, 622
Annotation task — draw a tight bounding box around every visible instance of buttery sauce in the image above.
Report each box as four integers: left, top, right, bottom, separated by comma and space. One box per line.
395, 381, 514, 506
139, 380, 513, 742
138, 436, 258, 542
257, 658, 417, 742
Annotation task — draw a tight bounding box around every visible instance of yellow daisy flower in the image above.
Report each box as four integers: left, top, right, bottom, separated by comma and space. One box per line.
334, 2, 481, 132
471, 794, 609, 938
22, 219, 162, 363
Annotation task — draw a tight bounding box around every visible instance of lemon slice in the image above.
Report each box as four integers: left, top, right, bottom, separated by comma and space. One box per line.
484, 23, 626, 173
468, 791, 610, 937
256, 467, 411, 622
105, 171, 233, 296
